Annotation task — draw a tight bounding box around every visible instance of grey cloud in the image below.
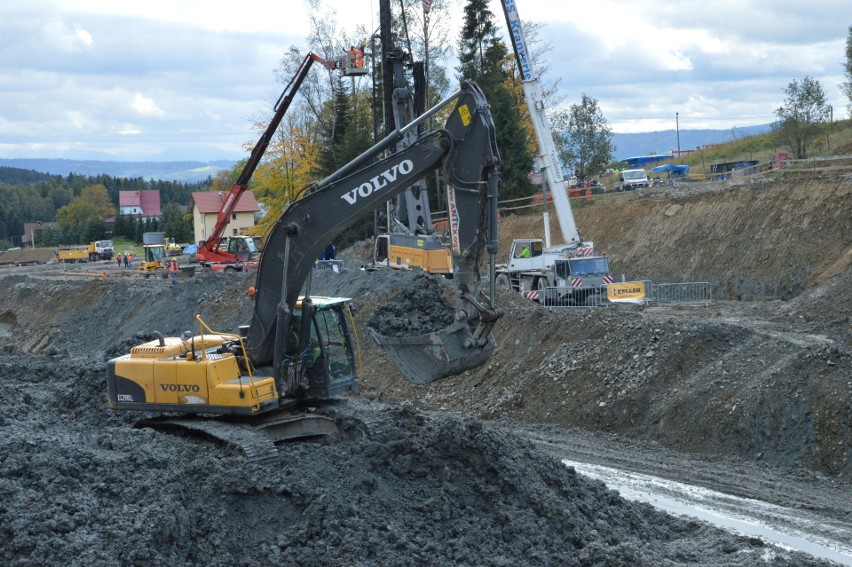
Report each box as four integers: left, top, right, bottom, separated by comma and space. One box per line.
0, 11, 301, 159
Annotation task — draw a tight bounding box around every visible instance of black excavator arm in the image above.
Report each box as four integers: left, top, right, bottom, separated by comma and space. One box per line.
246, 80, 501, 387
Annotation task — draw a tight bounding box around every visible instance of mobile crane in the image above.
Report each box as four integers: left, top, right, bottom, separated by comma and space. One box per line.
107, 81, 501, 434
496, 0, 613, 304
195, 52, 339, 271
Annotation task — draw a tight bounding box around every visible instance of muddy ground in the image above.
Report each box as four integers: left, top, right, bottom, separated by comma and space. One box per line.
0, 172, 849, 565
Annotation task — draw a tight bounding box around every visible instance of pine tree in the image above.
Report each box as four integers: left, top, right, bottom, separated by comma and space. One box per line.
317, 77, 353, 176
457, 0, 534, 201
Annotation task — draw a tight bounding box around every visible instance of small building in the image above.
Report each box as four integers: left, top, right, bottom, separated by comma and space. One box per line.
189, 191, 261, 245
119, 190, 161, 220
22, 221, 58, 247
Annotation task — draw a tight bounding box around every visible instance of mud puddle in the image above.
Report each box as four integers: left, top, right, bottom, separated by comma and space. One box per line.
563, 459, 852, 566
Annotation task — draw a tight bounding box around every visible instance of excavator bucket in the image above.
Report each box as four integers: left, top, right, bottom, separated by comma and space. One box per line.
370, 324, 496, 385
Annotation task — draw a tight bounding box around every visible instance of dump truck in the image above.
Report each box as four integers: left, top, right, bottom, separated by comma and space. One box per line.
87, 240, 114, 261
56, 248, 89, 263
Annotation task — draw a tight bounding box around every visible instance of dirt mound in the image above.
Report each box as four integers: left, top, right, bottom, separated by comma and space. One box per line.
366, 273, 455, 336
0, 351, 830, 566
0, 247, 55, 266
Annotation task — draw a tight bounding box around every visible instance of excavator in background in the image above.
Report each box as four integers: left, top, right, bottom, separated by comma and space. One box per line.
495, 0, 613, 303
195, 51, 340, 272
107, 81, 501, 443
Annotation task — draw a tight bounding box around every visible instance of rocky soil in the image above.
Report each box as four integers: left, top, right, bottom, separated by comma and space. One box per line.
0, 172, 849, 565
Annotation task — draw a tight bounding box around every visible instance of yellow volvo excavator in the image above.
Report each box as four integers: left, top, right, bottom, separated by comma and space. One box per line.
106, 81, 502, 438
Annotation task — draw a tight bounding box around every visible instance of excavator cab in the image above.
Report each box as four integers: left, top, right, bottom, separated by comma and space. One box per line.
282, 297, 359, 399
106, 296, 358, 416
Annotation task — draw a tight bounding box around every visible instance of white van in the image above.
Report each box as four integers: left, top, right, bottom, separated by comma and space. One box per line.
618, 169, 650, 191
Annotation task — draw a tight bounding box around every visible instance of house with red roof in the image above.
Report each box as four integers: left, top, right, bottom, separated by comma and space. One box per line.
189, 191, 261, 245
119, 190, 161, 220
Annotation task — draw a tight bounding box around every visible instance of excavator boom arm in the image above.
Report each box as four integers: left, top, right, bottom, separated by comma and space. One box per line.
246, 81, 500, 373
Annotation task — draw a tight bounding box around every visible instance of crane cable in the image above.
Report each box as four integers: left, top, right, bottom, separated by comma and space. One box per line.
398, 0, 414, 58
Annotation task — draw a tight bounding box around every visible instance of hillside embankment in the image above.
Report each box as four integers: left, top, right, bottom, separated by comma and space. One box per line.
344, 172, 852, 481
498, 173, 851, 299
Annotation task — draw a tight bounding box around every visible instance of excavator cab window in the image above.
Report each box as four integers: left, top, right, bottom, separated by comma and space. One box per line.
144, 245, 166, 263
314, 305, 355, 383
285, 313, 321, 367
224, 237, 258, 260
374, 235, 389, 263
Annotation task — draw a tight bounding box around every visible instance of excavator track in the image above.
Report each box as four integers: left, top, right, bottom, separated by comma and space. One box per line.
137, 408, 339, 465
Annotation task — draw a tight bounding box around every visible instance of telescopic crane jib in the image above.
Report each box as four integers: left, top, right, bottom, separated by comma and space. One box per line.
500, 0, 581, 248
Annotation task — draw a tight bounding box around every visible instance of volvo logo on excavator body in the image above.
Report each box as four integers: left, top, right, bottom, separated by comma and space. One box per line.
160, 384, 201, 393
340, 159, 414, 205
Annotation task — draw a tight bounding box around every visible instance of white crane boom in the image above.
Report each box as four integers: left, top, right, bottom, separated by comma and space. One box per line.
500, 0, 581, 247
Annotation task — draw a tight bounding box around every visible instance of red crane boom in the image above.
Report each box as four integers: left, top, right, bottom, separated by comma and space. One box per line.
196, 52, 338, 267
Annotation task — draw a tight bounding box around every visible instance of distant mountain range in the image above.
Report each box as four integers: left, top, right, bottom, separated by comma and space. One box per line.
611, 124, 772, 161
0, 158, 235, 183
0, 125, 774, 181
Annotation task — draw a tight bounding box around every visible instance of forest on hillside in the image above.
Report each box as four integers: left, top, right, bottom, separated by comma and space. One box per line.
0, 166, 210, 248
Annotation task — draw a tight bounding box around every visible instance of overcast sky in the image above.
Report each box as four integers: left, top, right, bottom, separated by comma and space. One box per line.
1, 0, 848, 161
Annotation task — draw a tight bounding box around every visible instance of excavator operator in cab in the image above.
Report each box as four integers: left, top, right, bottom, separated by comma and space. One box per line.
286, 315, 321, 367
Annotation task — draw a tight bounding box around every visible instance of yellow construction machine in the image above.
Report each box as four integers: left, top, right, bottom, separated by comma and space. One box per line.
107, 80, 501, 448
138, 243, 167, 277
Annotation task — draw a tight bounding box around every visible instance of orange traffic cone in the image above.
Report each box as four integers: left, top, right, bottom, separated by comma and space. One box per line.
101, 271, 107, 278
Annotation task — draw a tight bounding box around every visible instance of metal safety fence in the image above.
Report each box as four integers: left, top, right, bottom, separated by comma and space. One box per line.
646, 281, 712, 306
314, 260, 344, 272
532, 281, 712, 309
531, 285, 609, 309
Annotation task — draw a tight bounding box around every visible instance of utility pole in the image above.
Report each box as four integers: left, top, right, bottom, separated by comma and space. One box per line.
423, 1, 441, 212
828, 105, 833, 150
676, 112, 681, 157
